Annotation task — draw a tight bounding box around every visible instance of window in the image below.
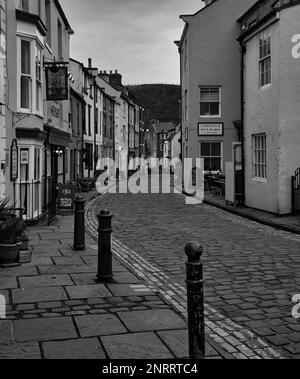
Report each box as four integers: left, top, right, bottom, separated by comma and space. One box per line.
34, 148, 41, 181
259, 33, 271, 87
200, 142, 222, 171
88, 105, 91, 136
77, 103, 80, 135
19, 39, 43, 114
45, 0, 51, 47
85, 143, 93, 170
35, 45, 42, 113
18, 0, 29, 12
57, 19, 62, 59
200, 87, 221, 117
21, 40, 32, 110
95, 108, 99, 134
252, 134, 267, 179
70, 98, 73, 131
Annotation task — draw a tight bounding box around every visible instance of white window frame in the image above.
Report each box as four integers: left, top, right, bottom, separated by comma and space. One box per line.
199, 87, 221, 118
35, 43, 43, 115
200, 141, 223, 173
17, 36, 44, 115
259, 32, 271, 88
252, 134, 267, 181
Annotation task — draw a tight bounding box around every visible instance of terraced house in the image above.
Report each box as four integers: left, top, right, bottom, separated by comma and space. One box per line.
5, 0, 73, 222
0, 0, 6, 200
176, 0, 256, 177
239, 0, 300, 215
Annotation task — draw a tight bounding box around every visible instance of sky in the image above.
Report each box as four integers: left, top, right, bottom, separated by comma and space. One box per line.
60, 0, 204, 85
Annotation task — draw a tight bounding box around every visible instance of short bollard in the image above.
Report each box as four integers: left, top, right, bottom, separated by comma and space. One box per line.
185, 242, 205, 360
97, 210, 113, 283
73, 197, 86, 251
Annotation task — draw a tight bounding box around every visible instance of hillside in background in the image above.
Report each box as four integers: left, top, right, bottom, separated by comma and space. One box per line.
128, 84, 181, 127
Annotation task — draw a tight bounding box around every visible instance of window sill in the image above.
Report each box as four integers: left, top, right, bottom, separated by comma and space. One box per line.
259, 83, 271, 90
199, 115, 221, 119
252, 177, 267, 183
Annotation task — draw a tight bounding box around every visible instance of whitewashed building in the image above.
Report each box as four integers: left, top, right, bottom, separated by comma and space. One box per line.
239, 0, 300, 215
0, 0, 6, 199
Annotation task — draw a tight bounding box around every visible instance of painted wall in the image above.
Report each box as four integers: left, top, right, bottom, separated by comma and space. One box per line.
278, 6, 300, 214
180, 0, 256, 169
0, 0, 6, 199
244, 21, 280, 214
244, 6, 300, 214
5, 0, 72, 201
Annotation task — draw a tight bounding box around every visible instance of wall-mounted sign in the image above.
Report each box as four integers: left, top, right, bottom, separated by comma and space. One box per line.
10, 139, 18, 181
198, 123, 224, 136
45, 66, 68, 101
20, 149, 29, 165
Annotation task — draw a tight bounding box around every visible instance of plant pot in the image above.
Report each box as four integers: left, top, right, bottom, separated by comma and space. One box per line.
0, 243, 20, 265
19, 241, 29, 251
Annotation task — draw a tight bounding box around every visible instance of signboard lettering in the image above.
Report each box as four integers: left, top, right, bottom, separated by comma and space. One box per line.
10, 139, 18, 181
57, 183, 75, 212
46, 66, 69, 101
198, 123, 224, 136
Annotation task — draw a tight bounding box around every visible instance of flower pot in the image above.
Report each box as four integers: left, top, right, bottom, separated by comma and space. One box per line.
0, 243, 20, 265
19, 241, 29, 251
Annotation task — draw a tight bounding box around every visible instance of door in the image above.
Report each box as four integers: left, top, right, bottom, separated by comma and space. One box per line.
48, 148, 58, 224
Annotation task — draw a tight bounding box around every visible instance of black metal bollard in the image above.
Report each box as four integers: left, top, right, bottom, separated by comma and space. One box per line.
185, 242, 205, 360
73, 197, 86, 251
97, 210, 113, 283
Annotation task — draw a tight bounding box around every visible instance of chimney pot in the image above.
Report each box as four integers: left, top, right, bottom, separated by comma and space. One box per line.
110, 70, 112, 74
88, 58, 92, 68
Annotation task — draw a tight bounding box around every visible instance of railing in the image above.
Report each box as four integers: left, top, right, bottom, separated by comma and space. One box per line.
12, 176, 60, 225
13, 180, 43, 223
291, 168, 300, 215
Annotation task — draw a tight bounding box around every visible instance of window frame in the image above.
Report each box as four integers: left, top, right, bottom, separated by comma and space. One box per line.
259, 32, 271, 88
18, 37, 43, 115
252, 133, 267, 180
199, 86, 221, 118
200, 141, 223, 173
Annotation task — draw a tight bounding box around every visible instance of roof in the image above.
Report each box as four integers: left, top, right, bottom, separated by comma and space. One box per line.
154, 122, 176, 134
54, 0, 74, 34
177, 1, 216, 49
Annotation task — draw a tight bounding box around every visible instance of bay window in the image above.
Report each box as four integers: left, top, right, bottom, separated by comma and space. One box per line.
21, 40, 32, 110
19, 38, 43, 114
35, 45, 42, 113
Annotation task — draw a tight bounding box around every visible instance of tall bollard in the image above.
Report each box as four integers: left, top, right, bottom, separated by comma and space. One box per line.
73, 197, 86, 251
185, 242, 205, 360
97, 210, 113, 283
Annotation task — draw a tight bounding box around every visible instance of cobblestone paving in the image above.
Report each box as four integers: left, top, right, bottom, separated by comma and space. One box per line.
0, 214, 222, 359
86, 188, 300, 359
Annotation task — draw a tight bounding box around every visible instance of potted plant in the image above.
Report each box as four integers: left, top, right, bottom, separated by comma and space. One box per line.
18, 230, 29, 251
0, 217, 22, 265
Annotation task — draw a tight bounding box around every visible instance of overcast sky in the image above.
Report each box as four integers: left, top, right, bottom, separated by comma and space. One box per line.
60, 0, 204, 85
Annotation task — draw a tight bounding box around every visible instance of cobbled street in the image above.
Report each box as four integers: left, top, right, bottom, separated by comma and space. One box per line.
87, 184, 300, 359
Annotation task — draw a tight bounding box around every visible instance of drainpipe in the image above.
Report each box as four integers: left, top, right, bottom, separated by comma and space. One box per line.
240, 41, 246, 205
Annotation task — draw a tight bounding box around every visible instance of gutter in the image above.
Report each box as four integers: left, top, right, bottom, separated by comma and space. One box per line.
239, 41, 246, 205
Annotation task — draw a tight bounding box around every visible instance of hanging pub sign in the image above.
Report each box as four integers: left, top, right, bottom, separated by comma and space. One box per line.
45, 65, 69, 101
10, 139, 18, 181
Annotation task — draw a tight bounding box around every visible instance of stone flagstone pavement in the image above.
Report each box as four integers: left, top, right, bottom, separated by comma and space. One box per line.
0, 214, 223, 360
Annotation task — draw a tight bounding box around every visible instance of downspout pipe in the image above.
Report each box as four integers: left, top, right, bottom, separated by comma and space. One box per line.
239, 41, 246, 205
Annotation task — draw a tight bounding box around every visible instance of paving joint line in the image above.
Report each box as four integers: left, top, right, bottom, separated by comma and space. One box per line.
85, 192, 286, 359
